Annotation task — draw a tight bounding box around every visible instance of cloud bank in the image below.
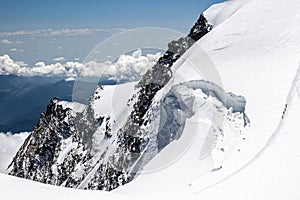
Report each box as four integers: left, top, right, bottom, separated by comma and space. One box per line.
0, 28, 127, 37
0, 132, 30, 173
52, 57, 65, 62
0, 39, 12, 44
0, 49, 161, 82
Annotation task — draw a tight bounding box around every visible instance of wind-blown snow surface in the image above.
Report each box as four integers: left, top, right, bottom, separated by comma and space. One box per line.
1, 0, 300, 199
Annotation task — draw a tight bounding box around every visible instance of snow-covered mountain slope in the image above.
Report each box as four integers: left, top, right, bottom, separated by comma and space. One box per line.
0, 90, 299, 200
188, 77, 300, 200
7, 13, 224, 190
2, 0, 300, 199
0, 172, 122, 200
114, 0, 300, 198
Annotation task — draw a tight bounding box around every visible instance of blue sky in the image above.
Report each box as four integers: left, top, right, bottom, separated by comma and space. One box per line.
0, 0, 225, 71
0, 0, 225, 32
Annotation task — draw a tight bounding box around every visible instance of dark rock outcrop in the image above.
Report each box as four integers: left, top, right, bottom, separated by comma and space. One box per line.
8, 14, 221, 191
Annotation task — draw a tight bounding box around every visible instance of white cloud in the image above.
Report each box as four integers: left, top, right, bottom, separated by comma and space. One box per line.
15, 61, 28, 67
0, 132, 30, 173
0, 39, 12, 44
49, 28, 92, 36
0, 40, 23, 45
111, 49, 162, 82
0, 55, 24, 75
53, 57, 66, 62
0, 49, 161, 81
0, 28, 127, 37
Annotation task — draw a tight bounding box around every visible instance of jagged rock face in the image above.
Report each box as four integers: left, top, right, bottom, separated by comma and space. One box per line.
8, 13, 248, 191
8, 98, 85, 185
136, 14, 212, 125
83, 14, 214, 190
111, 13, 213, 173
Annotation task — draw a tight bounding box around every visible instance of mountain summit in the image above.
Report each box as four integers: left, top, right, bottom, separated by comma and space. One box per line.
8, 13, 248, 190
